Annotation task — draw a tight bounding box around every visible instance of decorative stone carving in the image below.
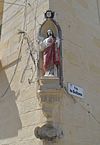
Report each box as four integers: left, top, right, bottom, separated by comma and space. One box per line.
34, 123, 63, 141
38, 76, 63, 118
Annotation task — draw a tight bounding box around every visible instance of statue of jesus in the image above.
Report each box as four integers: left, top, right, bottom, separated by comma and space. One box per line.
39, 29, 60, 77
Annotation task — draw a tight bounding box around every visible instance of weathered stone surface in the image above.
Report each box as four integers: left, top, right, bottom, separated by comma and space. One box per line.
0, 0, 100, 145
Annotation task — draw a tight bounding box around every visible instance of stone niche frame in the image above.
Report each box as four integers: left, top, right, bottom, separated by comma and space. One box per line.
38, 10, 63, 86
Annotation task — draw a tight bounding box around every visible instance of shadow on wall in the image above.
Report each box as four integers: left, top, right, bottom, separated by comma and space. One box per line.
0, 62, 22, 139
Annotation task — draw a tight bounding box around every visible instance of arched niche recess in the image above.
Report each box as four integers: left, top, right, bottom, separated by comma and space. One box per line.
38, 10, 63, 86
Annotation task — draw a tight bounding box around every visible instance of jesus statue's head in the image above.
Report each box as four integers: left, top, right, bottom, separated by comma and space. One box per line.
47, 29, 55, 38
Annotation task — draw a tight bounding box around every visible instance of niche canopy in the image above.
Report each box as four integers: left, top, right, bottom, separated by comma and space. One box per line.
38, 10, 59, 40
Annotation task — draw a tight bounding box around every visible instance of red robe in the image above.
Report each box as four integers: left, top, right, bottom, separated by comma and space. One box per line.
43, 36, 60, 73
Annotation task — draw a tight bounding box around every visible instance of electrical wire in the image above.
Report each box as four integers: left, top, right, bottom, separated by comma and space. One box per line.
1, 7, 24, 26
20, 33, 37, 84
0, 0, 40, 28
23, 0, 28, 31
20, 51, 31, 83
76, 98, 100, 125
0, 0, 25, 7
33, 0, 40, 80
2, 0, 21, 13
0, 35, 24, 99
20, 35, 33, 83
3, 0, 17, 13
0, 0, 31, 26
20, 0, 39, 84
0, 0, 27, 99
28, 0, 39, 83
63, 87, 100, 126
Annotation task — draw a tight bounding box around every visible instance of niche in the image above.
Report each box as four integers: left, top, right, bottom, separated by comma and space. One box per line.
38, 10, 63, 86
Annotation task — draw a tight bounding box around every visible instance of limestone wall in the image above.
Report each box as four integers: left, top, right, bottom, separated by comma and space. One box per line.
0, 0, 100, 145
0, 0, 49, 145
50, 0, 100, 145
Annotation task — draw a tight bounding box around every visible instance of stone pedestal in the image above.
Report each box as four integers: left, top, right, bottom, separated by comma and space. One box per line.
35, 76, 64, 141
38, 76, 63, 119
